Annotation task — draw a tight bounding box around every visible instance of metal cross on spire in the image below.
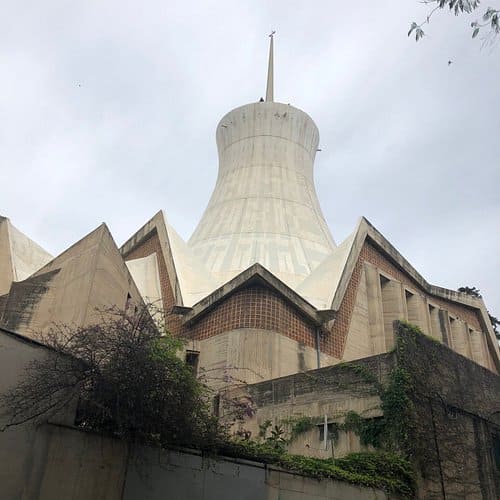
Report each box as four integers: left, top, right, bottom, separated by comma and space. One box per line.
265, 31, 276, 102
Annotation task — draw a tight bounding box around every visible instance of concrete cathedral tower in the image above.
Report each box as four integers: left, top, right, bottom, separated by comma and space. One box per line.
189, 34, 335, 289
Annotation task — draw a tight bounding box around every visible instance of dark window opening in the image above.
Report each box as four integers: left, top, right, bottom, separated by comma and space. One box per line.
212, 394, 220, 417
125, 293, 132, 311
380, 274, 390, 287
445, 405, 458, 420
318, 423, 338, 442
185, 350, 200, 375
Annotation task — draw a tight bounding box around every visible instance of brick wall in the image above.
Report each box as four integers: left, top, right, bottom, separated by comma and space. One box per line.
327, 258, 364, 358
188, 286, 317, 346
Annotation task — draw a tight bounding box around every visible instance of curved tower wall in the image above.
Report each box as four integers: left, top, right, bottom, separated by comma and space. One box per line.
188, 101, 335, 289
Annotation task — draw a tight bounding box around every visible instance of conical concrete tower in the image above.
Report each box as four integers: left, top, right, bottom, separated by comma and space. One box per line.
189, 34, 335, 289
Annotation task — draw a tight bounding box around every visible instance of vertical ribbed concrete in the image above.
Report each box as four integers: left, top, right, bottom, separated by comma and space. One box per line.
188, 102, 335, 289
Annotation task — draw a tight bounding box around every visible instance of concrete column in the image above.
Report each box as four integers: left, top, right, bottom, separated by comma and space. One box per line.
427, 303, 442, 341
438, 309, 452, 347
405, 289, 432, 336
364, 263, 385, 355
468, 328, 489, 369
449, 317, 472, 358
380, 275, 405, 351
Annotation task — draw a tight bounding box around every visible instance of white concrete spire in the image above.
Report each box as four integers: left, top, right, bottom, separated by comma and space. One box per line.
188, 39, 335, 291
266, 31, 275, 102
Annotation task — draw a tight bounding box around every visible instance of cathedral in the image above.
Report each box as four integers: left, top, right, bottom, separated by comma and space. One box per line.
1, 36, 499, 498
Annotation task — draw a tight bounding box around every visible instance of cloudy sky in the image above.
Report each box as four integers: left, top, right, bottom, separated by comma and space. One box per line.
1, 1, 499, 313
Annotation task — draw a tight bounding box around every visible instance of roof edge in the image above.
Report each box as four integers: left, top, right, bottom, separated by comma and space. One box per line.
329, 217, 500, 366
182, 263, 335, 327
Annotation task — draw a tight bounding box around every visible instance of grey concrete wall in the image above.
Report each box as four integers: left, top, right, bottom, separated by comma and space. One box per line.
0, 329, 78, 500
22, 424, 127, 500
1, 421, 389, 500
124, 446, 389, 500
198, 329, 336, 388
236, 354, 392, 459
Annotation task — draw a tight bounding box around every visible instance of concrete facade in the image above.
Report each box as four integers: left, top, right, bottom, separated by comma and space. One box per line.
0, 328, 389, 500
0, 216, 52, 296
231, 353, 391, 460
1, 42, 498, 381
118, 212, 499, 387
0, 328, 76, 500
0, 224, 143, 340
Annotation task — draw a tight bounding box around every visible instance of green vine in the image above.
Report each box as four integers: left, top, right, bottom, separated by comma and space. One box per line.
380, 366, 415, 454
341, 411, 385, 448
284, 323, 421, 458
235, 322, 431, 497
220, 440, 416, 498
336, 361, 382, 390
282, 415, 322, 440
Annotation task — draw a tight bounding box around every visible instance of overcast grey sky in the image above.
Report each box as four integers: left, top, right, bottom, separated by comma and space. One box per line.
1, 1, 499, 313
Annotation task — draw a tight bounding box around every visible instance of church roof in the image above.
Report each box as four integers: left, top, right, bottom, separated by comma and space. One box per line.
181, 262, 336, 327
120, 211, 218, 308
0, 216, 53, 296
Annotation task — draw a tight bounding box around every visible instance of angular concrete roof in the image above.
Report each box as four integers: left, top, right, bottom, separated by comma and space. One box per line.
0, 224, 143, 338
120, 211, 218, 308
125, 253, 163, 308
181, 263, 335, 327
296, 216, 500, 368
296, 227, 359, 310
0, 216, 53, 296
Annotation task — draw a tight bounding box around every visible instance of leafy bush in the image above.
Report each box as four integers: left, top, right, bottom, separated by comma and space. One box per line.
0, 307, 224, 449
221, 440, 416, 498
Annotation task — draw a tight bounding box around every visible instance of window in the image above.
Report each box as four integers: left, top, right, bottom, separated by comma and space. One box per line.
212, 393, 220, 417
125, 293, 132, 311
445, 405, 458, 420
185, 350, 200, 375
318, 423, 338, 442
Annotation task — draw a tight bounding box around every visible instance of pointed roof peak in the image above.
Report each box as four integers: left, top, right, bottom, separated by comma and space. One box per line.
265, 31, 275, 102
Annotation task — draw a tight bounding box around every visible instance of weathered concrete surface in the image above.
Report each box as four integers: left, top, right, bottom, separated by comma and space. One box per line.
397, 330, 500, 499
237, 331, 500, 499
124, 446, 389, 500
231, 353, 391, 459
0, 328, 75, 500
0, 216, 52, 296
0, 224, 143, 339
24, 425, 128, 500
198, 329, 337, 387
1, 421, 390, 500
120, 211, 218, 308
188, 101, 335, 290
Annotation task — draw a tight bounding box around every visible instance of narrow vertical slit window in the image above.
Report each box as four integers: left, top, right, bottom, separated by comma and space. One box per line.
185, 350, 200, 375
